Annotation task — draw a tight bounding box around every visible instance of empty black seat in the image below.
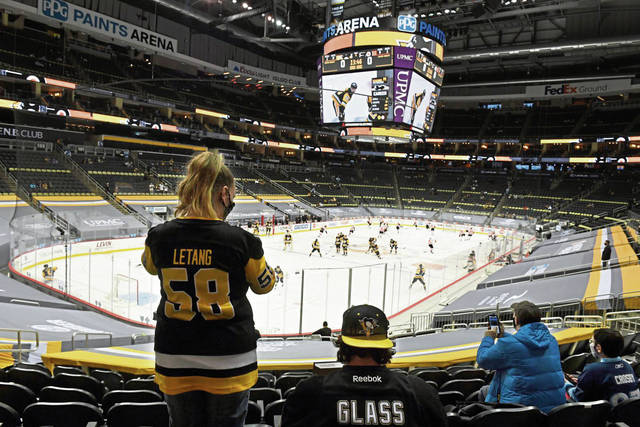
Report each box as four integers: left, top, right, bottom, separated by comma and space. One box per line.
13, 363, 50, 375
264, 399, 286, 427
125, 377, 161, 394
440, 379, 485, 398
562, 353, 589, 374
249, 387, 281, 414
438, 391, 465, 406
22, 402, 103, 427
274, 374, 310, 393
102, 389, 163, 414
53, 366, 84, 376
7, 368, 51, 394
452, 369, 487, 381
0, 381, 37, 413
39, 386, 98, 406
246, 400, 262, 424
90, 369, 124, 391
609, 396, 640, 427
413, 369, 452, 387
254, 376, 270, 388
52, 373, 104, 400
547, 400, 610, 427
106, 401, 169, 427
469, 406, 546, 427
0, 402, 20, 427
258, 372, 276, 387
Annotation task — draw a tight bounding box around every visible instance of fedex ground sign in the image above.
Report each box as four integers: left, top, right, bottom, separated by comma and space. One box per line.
526, 79, 631, 98
38, 0, 178, 54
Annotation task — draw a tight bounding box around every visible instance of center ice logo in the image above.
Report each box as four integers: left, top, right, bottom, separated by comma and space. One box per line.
41, 0, 69, 22
397, 15, 417, 33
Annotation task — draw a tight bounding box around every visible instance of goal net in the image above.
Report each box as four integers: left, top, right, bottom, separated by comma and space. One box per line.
113, 273, 139, 303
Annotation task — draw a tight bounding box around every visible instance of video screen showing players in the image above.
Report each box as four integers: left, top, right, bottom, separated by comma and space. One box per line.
321, 70, 394, 124
395, 71, 437, 131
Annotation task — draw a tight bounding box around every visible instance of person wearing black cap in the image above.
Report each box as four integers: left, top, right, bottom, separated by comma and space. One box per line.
602, 240, 612, 268
282, 304, 446, 426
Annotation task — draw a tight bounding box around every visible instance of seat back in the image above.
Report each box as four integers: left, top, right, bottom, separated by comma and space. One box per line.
246, 400, 262, 424
14, 363, 50, 375
125, 377, 161, 394
264, 399, 286, 427
106, 402, 169, 427
22, 402, 102, 427
452, 369, 487, 381
52, 372, 104, 400
439, 378, 486, 398
39, 386, 99, 406
102, 389, 163, 414
258, 372, 276, 387
547, 400, 610, 427
0, 402, 20, 427
249, 387, 281, 414
561, 353, 589, 374
90, 369, 124, 391
414, 369, 452, 387
438, 391, 465, 407
254, 376, 270, 388
274, 375, 309, 393
610, 396, 640, 426
7, 368, 51, 394
0, 381, 37, 413
470, 406, 546, 427
53, 366, 84, 376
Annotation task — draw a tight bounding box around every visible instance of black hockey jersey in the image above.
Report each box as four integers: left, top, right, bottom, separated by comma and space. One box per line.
142, 217, 275, 395
282, 366, 446, 426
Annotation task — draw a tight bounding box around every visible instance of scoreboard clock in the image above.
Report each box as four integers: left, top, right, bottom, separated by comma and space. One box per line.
322, 47, 393, 74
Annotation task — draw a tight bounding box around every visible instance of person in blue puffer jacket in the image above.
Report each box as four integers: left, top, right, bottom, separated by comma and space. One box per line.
476, 300, 566, 413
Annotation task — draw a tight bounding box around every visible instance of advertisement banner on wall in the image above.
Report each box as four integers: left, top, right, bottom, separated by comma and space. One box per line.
0, 122, 84, 143
228, 60, 306, 87
525, 79, 631, 98
37, 0, 177, 54
393, 46, 416, 69
392, 69, 412, 122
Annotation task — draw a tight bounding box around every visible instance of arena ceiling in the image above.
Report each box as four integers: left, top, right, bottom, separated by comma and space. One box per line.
130, 0, 640, 84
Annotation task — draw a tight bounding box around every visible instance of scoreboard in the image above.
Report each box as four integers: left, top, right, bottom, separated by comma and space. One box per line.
322, 47, 393, 74
413, 50, 445, 86
320, 20, 445, 133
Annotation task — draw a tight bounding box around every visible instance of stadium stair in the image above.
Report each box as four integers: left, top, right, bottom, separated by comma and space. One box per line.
53, 145, 150, 227
130, 153, 174, 193
438, 173, 473, 219
392, 167, 403, 209
235, 181, 290, 218
250, 168, 318, 215
0, 157, 78, 236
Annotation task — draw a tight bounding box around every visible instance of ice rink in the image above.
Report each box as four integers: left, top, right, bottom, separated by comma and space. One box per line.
12, 220, 528, 334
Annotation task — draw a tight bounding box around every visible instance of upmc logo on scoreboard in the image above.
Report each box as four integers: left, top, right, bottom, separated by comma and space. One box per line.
41, 0, 69, 21
397, 15, 417, 33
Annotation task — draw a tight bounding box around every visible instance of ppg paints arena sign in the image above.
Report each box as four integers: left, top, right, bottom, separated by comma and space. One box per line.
38, 0, 177, 54
322, 15, 446, 46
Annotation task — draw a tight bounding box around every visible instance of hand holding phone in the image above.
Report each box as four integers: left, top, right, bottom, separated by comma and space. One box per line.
488, 314, 504, 338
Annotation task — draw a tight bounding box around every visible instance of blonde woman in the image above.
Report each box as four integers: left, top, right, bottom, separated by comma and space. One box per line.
141, 151, 275, 427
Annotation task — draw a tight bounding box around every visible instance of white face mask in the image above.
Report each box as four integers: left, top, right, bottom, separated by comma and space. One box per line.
590, 341, 600, 359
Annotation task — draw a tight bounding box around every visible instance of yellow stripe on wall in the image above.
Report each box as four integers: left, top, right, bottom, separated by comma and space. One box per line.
583, 229, 603, 308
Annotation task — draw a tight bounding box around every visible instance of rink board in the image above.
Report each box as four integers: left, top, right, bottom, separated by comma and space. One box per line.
40, 327, 595, 374
480, 227, 630, 286
442, 263, 640, 312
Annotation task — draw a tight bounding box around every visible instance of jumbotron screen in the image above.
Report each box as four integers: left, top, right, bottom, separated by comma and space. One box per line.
319, 16, 445, 133
320, 46, 442, 132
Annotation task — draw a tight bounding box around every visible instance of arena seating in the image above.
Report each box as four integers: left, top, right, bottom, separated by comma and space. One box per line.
2, 360, 638, 426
